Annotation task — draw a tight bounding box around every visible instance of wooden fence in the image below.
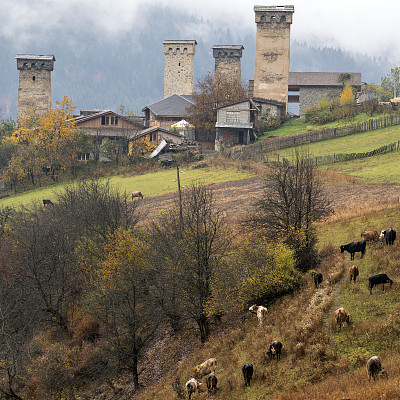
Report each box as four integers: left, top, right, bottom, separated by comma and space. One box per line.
223, 114, 400, 163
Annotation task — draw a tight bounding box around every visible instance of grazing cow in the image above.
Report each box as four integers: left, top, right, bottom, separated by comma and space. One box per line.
361, 230, 379, 242
380, 228, 396, 245
249, 305, 268, 326
242, 363, 253, 387
340, 240, 366, 260
206, 373, 217, 395
368, 273, 393, 294
313, 272, 323, 288
366, 356, 388, 382
333, 307, 351, 331
266, 341, 283, 361
185, 378, 202, 400
193, 358, 217, 380
348, 265, 359, 283
43, 199, 54, 207
131, 191, 144, 200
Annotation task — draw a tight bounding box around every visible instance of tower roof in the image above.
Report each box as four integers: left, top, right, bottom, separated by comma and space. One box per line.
212, 45, 244, 50
254, 5, 294, 13
163, 40, 197, 45
15, 54, 56, 61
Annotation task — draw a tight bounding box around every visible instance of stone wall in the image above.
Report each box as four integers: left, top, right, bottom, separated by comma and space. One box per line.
253, 6, 294, 112
163, 40, 196, 98
213, 46, 243, 83
16, 56, 55, 121
299, 87, 342, 115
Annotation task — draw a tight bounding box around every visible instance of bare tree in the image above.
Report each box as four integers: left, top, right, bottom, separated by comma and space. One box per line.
151, 184, 230, 342
247, 152, 332, 271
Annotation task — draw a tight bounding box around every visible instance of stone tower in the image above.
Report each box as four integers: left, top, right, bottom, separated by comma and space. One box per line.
253, 6, 294, 110
212, 45, 244, 83
163, 40, 197, 98
16, 54, 55, 121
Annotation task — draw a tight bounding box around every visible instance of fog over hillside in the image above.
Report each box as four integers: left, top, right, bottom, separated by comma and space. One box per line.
0, 4, 392, 120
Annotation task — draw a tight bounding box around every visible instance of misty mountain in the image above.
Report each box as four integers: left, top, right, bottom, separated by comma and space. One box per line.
0, 4, 391, 120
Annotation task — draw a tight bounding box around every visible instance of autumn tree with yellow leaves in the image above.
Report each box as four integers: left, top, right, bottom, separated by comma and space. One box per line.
3, 96, 81, 188
92, 228, 161, 389
339, 84, 355, 106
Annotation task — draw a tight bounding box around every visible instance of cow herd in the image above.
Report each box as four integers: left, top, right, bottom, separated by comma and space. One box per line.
185, 308, 282, 399
185, 227, 396, 398
333, 227, 395, 385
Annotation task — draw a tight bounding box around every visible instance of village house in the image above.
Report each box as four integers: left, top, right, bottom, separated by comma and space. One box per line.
142, 94, 194, 130
288, 72, 362, 116
134, 126, 185, 146
72, 110, 145, 160
215, 98, 285, 151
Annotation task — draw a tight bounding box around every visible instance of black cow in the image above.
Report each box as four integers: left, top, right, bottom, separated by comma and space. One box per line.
368, 273, 393, 294
380, 228, 396, 245
340, 240, 366, 260
42, 199, 54, 207
242, 363, 253, 387
266, 341, 283, 361
313, 272, 323, 288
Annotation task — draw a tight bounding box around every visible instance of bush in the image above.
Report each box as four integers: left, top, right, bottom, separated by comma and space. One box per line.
257, 117, 281, 134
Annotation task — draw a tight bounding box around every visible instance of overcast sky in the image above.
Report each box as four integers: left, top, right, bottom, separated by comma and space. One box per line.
1, 0, 399, 63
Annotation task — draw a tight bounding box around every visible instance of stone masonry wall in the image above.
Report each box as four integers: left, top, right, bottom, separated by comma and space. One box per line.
299, 87, 342, 116
253, 6, 294, 112
17, 57, 54, 121
213, 46, 243, 83
163, 41, 196, 98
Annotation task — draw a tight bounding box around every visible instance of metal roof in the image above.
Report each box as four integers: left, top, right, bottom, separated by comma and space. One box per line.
142, 94, 194, 117
15, 54, 55, 61
288, 72, 362, 87
212, 45, 244, 50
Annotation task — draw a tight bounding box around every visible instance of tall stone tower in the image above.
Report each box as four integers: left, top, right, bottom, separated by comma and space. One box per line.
253, 6, 294, 110
212, 45, 244, 83
163, 40, 197, 98
16, 54, 55, 121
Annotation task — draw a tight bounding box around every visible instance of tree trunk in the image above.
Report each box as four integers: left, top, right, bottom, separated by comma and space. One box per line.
198, 314, 209, 343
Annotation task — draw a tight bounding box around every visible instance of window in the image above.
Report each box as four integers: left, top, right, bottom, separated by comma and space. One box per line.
101, 116, 109, 125
78, 153, 90, 161
150, 132, 157, 142
226, 111, 240, 123
32, 76, 36, 81
110, 116, 118, 125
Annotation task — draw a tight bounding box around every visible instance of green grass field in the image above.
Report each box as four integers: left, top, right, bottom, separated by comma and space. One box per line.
0, 165, 255, 209
263, 123, 400, 183
257, 112, 392, 140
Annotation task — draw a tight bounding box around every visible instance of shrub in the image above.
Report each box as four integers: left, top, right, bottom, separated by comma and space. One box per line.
257, 117, 281, 134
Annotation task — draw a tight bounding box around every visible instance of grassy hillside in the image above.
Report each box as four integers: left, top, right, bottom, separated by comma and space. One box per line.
0, 161, 256, 209
258, 112, 393, 140
132, 204, 400, 400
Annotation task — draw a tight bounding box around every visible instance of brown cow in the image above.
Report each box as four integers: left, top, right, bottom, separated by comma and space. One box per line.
361, 230, 379, 242
193, 358, 217, 380
206, 373, 217, 395
348, 265, 359, 283
131, 191, 144, 200
333, 307, 351, 331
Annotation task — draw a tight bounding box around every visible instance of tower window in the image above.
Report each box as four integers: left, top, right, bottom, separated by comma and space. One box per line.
32, 76, 36, 81
31, 62, 36, 68
179, 62, 181, 66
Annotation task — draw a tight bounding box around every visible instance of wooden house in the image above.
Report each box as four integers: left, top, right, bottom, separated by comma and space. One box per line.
215, 98, 284, 150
